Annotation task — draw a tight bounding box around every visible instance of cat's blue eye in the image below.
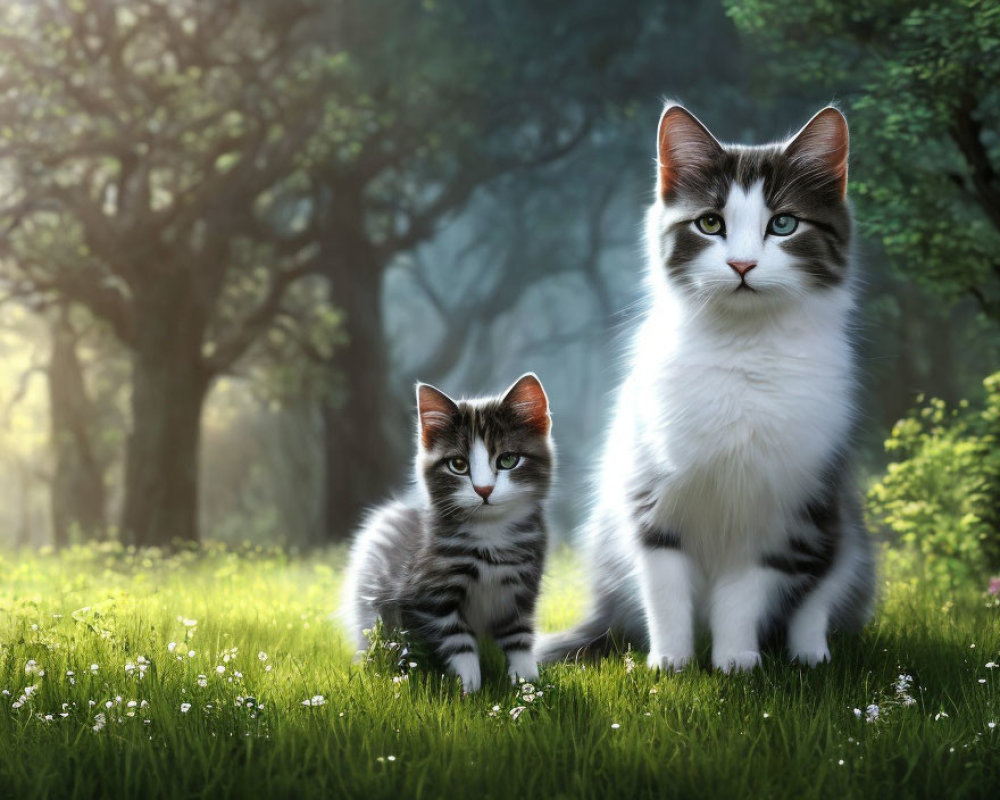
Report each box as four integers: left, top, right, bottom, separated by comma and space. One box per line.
447, 457, 469, 475
497, 453, 520, 470
767, 214, 798, 236
695, 214, 725, 236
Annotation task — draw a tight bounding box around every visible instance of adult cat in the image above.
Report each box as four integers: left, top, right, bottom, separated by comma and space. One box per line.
538, 105, 875, 672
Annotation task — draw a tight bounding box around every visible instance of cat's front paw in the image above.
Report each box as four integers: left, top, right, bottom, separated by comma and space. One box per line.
646, 651, 693, 673
713, 650, 761, 674
506, 650, 539, 684
447, 652, 482, 693
791, 644, 831, 667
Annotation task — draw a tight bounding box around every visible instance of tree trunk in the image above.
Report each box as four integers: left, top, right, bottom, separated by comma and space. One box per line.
120, 284, 209, 547
321, 233, 399, 542
48, 313, 106, 547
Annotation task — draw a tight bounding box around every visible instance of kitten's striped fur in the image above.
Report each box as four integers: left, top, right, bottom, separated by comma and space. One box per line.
342, 374, 553, 692
537, 105, 875, 671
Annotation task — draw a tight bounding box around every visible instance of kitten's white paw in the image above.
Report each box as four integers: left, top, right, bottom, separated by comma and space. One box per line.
791, 644, 831, 667
713, 650, 761, 674
507, 650, 539, 684
646, 651, 693, 673
448, 652, 482, 693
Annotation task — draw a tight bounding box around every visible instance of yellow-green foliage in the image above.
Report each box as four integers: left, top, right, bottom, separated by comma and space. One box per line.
868, 372, 1000, 591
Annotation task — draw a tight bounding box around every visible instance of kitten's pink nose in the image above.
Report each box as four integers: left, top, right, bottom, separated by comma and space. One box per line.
728, 260, 757, 277
473, 485, 494, 501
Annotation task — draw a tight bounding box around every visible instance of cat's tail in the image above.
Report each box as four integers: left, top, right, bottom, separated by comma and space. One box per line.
534, 614, 614, 663
535, 592, 643, 663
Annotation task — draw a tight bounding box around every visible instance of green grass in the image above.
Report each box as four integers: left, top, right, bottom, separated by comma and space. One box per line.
0, 543, 998, 799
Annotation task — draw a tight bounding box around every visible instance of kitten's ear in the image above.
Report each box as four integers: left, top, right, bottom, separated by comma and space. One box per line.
784, 107, 850, 199
416, 383, 458, 448
501, 373, 551, 436
657, 104, 724, 200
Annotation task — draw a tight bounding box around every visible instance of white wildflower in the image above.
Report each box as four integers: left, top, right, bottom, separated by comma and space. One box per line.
302, 695, 326, 707
180, 703, 191, 713
865, 704, 879, 723
510, 706, 526, 721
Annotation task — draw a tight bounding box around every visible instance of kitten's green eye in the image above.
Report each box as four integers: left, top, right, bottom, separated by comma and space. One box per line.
768, 214, 798, 236
695, 214, 725, 236
447, 457, 469, 475
497, 453, 520, 470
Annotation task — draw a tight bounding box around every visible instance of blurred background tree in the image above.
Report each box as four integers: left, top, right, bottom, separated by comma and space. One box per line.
0, 0, 337, 545
0, 0, 995, 580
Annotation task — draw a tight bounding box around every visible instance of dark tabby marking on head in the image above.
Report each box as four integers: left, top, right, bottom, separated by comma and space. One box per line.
343, 374, 554, 692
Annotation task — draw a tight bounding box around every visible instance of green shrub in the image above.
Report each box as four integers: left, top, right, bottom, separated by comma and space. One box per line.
868, 371, 1000, 591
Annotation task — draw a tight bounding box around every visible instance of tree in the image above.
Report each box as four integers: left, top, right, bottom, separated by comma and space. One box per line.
0, 1, 333, 545
48, 310, 108, 546
727, 0, 1000, 321
298, 0, 712, 538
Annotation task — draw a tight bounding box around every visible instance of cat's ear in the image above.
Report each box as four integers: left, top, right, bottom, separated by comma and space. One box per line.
501, 373, 551, 436
784, 107, 850, 199
657, 104, 724, 200
416, 383, 458, 448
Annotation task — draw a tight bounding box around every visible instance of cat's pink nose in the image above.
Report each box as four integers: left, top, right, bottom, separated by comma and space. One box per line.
474, 485, 494, 500
728, 260, 757, 277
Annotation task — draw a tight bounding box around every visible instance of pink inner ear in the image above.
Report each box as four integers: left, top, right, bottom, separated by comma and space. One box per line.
417, 385, 456, 447
786, 108, 849, 198
657, 106, 723, 199
503, 375, 550, 435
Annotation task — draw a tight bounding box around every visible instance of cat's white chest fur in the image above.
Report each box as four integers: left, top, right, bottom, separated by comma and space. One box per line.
626, 289, 855, 566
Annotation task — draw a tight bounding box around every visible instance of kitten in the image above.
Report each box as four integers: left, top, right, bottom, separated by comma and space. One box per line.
342, 373, 554, 692
537, 104, 875, 672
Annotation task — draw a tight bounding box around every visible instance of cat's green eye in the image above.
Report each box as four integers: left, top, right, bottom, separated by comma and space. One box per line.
447, 457, 469, 475
695, 214, 725, 236
768, 214, 798, 236
497, 453, 520, 470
